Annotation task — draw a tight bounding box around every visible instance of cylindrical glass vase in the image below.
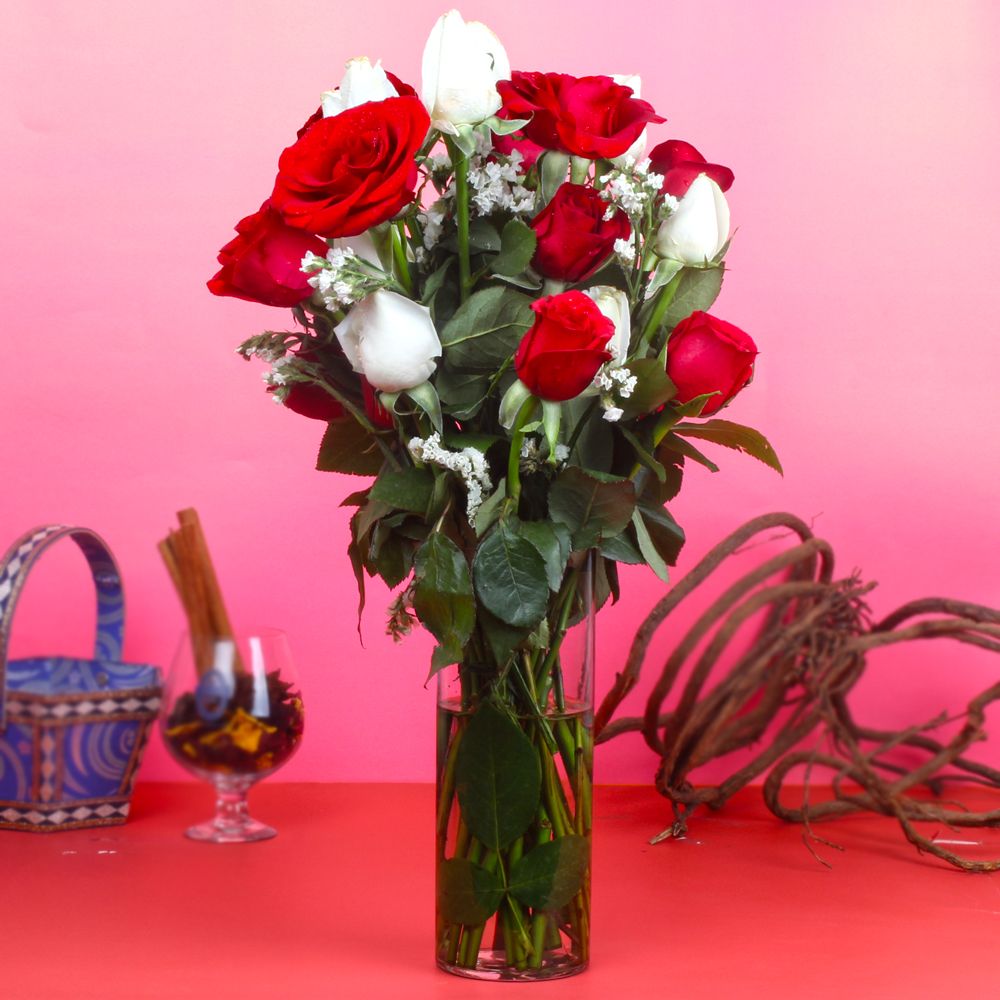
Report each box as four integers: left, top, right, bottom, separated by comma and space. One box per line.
435, 556, 594, 981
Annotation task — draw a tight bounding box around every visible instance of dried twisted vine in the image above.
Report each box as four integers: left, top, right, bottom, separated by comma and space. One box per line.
595, 513, 1000, 871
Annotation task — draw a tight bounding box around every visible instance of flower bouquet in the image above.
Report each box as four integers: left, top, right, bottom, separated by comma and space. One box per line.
210, 8, 780, 980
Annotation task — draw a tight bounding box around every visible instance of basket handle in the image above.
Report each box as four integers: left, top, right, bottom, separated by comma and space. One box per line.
0, 526, 125, 726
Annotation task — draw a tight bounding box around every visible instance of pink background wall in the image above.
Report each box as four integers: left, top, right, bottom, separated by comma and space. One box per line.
2, 1, 998, 785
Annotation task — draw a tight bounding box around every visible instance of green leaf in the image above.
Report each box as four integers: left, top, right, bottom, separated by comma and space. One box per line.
404, 381, 443, 433
474, 479, 507, 537
484, 115, 531, 136
631, 509, 669, 583
346, 531, 366, 638
435, 365, 490, 420
519, 521, 572, 591
369, 466, 435, 514
455, 702, 542, 850
620, 358, 676, 420
437, 858, 505, 926
468, 218, 502, 252
412, 533, 475, 650
339, 488, 370, 507
490, 219, 537, 277
636, 497, 686, 567
644, 258, 684, 301
421, 258, 453, 306
316, 417, 384, 476
440, 287, 534, 371
547, 467, 636, 549
617, 424, 666, 483
429, 640, 464, 678
508, 835, 590, 910
478, 607, 532, 670
663, 265, 725, 329
673, 419, 784, 474
472, 523, 550, 628
659, 432, 720, 473
372, 523, 413, 588
599, 530, 644, 565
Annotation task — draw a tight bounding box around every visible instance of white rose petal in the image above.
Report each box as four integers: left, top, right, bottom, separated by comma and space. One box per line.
655, 173, 730, 265
322, 57, 399, 117
330, 231, 383, 268
610, 74, 648, 167
334, 290, 441, 392
583, 286, 631, 365
421, 10, 510, 133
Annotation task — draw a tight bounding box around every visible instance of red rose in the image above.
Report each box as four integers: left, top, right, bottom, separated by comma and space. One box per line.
515, 291, 614, 401
277, 382, 345, 422
296, 106, 323, 139
207, 200, 326, 308
530, 183, 631, 283
491, 129, 546, 171
271, 96, 429, 238
296, 72, 418, 140
666, 311, 757, 415
361, 376, 395, 429
649, 140, 734, 199
497, 72, 664, 159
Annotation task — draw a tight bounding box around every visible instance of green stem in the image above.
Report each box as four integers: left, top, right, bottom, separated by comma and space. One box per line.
638, 270, 682, 352
506, 396, 537, 507
530, 914, 549, 969
392, 220, 412, 295
505, 897, 535, 968
435, 722, 464, 856
564, 397, 599, 461
569, 156, 590, 185
452, 148, 472, 302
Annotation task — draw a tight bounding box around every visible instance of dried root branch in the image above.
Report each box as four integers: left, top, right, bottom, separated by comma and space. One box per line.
597, 512, 1000, 871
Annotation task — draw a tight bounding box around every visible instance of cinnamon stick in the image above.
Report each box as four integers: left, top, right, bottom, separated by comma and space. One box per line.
158, 509, 244, 677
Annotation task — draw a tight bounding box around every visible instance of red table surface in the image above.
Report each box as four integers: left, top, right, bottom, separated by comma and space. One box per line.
1, 782, 998, 999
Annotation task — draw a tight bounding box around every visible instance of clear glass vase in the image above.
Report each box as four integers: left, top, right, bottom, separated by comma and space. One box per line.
435, 556, 594, 981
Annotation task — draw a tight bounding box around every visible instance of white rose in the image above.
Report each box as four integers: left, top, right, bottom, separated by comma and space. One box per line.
610, 74, 647, 167
654, 173, 730, 265
331, 231, 382, 268
421, 10, 510, 133
583, 286, 631, 364
321, 57, 399, 118
334, 290, 441, 392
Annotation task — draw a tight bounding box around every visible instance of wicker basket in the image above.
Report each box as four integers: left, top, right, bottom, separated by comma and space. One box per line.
0, 526, 162, 831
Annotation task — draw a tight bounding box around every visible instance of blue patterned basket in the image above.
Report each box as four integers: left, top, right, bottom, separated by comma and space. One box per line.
0, 526, 162, 832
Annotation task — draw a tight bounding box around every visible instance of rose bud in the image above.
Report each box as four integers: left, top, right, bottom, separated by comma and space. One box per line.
421, 10, 510, 132
582, 286, 631, 364
530, 184, 631, 283
278, 383, 345, 422
649, 139, 734, 199
514, 291, 614, 402
491, 129, 546, 170
271, 95, 429, 238
609, 74, 648, 166
334, 289, 441, 393
654, 173, 730, 266
299, 69, 415, 137
361, 375, 396, 428
666, 311, 757, 416
498, 71, 664, 160
208, 200, 327, 308
321, 57, 407, 117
